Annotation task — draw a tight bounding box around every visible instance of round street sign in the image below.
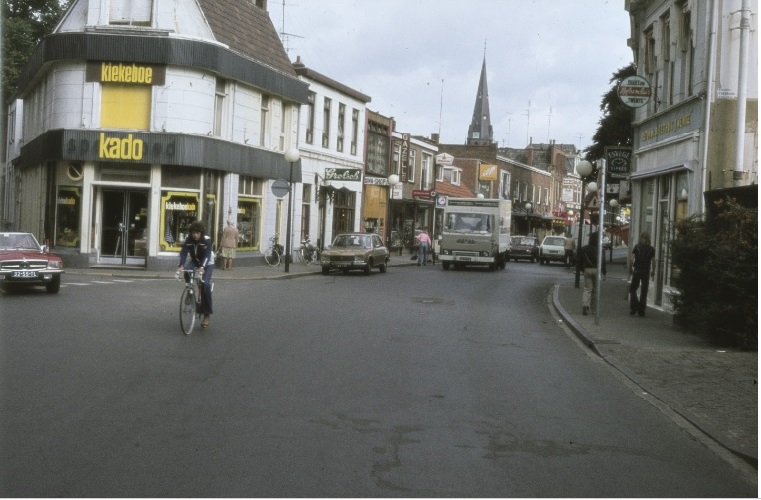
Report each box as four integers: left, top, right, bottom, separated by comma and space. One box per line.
618, 75, 652, 108
271, 179, 289, 198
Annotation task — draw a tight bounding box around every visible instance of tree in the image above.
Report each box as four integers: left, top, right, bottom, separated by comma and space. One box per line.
586, 63, 636, 162
2, 0, 71, 103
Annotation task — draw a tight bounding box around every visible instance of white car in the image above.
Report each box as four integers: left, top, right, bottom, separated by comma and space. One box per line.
538, 236, 566, 265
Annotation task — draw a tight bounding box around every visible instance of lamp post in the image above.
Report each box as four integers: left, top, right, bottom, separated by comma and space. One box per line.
283, 148, 300, 273
524, 202, 533, 235
574, 160, 594, 288
387, 173, 399, 253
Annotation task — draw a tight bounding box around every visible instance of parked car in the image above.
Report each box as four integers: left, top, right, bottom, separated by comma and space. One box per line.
510, 235, 539, 263
538, 235, 567, 265
0, 232, 64, 293
320, 232, 390, 275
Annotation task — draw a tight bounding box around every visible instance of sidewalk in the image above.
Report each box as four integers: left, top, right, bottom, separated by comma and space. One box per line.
552, 248, 758, 467
67, 249, 757, 467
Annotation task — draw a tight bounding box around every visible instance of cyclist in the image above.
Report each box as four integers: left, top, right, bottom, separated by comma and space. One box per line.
177, 220, 214, 328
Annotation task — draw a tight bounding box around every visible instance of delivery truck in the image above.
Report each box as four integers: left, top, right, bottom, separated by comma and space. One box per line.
438, 197, 511, 271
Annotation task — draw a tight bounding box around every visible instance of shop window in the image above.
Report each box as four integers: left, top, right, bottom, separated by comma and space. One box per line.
101, 84, 151, 130
332, 190, 355, 235
160, 192, 200, 251
55, 187, 81, 247
237, 197, 261, 250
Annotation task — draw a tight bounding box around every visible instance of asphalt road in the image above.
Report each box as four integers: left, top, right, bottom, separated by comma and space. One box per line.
0, 263, 755, 497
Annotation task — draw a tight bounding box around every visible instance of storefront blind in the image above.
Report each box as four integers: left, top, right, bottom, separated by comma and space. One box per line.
101, 84, 151, 130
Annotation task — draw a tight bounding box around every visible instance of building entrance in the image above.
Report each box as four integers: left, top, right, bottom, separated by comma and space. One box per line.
99, 189, 149, 266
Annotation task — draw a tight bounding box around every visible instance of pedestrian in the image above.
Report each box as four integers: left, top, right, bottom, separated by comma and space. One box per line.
220, 220, 239, 270
564, 234, 576, 267
577, 231, 606, 315
177, 220, 214, 328
628, 231, 656, 317
416, 227, 432, 266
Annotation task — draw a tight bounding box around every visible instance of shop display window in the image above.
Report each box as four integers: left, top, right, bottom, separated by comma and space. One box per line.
237, 198, 261, 250
56, 187, 81, 247
160, 191, 200, 251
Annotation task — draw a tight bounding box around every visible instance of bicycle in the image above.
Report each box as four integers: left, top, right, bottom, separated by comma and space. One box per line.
263, 234, 284, 266
176, 268, 205, 335
298, 235, 320, 265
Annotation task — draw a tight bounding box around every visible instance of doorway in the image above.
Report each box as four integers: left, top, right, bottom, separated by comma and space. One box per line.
100, 190, 149, 266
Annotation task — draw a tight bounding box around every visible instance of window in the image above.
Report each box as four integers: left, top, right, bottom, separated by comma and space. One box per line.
644, 27, 656, 75
110, 0, 152, 26
322, 97, 331, 148
351, 109, 359, 155
306, 92, 315, 144
279, 102, 287, 151
337, 103, 345, 152
407, 149, 416, 183
436, 164, 444, 182
500, 171, 510, 199
301, 183, 312, 241
259, 95, 270, 147
366, 128, 389, 176
7, 109, 15, 144
679, 7, 694, 97
213, 79, 226, 137
443, 167, 461, 185
420, 154, 432, 190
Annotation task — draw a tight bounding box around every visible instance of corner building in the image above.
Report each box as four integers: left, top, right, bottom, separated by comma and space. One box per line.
3, 0, 307, 269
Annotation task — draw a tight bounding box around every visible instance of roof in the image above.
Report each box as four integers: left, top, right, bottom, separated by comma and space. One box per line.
197, 0, 297, 77
435, 181, 475, 198
292, 58, 371, 103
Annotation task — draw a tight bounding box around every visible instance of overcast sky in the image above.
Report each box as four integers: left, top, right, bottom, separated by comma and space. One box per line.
268, 0, 633, 152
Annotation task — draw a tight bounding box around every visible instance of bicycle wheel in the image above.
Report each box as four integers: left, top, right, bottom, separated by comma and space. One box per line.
264, 246, 280, 266
179, 287, 197, 335
299, 247, 310, 265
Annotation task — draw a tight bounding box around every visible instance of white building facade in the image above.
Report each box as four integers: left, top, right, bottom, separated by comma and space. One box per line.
625, 0, 758, 310
2, 0, 307, 269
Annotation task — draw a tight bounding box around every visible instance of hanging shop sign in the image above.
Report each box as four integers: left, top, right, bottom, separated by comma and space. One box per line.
617, 75, 651, 108
605, 147, 632, 178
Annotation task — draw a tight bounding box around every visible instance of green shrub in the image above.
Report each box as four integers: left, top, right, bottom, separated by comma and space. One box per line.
670, 198, 757, 350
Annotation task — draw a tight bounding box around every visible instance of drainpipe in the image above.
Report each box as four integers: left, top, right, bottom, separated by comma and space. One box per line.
701, 0, 719, 205
733, 0, 751, 186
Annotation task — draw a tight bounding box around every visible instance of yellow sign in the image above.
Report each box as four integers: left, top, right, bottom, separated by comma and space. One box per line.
479, 164, 498, 181
99, 133, 144, 160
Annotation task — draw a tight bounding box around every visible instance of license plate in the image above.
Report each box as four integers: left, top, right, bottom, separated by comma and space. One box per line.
456, 256, 472, 261
11, 270, 38, 278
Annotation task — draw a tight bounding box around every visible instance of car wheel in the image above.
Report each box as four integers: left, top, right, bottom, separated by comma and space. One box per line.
321, 266, 330, 275
46, 275, 61, 294
379, 262, 387, 273
442, 262, 450, 270
530, 256, 535, 263
364, 259, 372, 275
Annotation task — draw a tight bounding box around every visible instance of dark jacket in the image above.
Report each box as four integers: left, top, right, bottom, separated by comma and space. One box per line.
577, 243, 607, 275
179, 234, 213, 268
631, 243, 655, 276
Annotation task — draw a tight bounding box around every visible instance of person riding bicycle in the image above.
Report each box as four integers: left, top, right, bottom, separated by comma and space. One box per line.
177, 220, 214, 328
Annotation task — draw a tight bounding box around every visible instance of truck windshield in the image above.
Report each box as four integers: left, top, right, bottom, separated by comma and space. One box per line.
445, 213, 492, 233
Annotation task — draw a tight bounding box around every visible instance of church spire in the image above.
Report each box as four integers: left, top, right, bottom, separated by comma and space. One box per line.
467, 55, 493, 146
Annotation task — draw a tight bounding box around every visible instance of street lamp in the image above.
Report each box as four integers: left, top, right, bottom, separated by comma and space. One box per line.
524, 202, 533, 234
283, 147, 300, 273
387, 173, 399, 252
574, 160, 594, 288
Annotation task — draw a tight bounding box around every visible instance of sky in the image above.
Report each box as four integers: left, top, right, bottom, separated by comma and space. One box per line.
267, 0, 633, 152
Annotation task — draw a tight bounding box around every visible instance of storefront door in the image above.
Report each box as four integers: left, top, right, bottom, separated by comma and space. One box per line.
100, 189, 149, 266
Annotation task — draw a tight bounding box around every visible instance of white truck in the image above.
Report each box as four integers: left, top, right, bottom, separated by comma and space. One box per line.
438, 198, 511, 271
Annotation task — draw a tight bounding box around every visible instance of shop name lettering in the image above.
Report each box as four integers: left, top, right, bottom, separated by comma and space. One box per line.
166, 202, 196, 211
641, 113, 692, 141
66, 134, 176, 161
57, 196, 77, 206
101, 62, 153, 84
325, 168, 361, 181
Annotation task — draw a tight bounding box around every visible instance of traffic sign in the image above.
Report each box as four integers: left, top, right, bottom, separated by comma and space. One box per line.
271, 179, 289, 198
584, 193, 600, 210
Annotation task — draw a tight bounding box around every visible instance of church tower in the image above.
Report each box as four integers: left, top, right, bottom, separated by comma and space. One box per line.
467, 56, 493, 145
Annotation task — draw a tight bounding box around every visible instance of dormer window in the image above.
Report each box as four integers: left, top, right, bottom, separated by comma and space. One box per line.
110, 0, 152, 26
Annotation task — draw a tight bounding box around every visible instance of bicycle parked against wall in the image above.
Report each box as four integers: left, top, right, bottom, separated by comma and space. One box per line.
176, 268, 206, 335
263, 234, 284, 266
298, 235, 320, 265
